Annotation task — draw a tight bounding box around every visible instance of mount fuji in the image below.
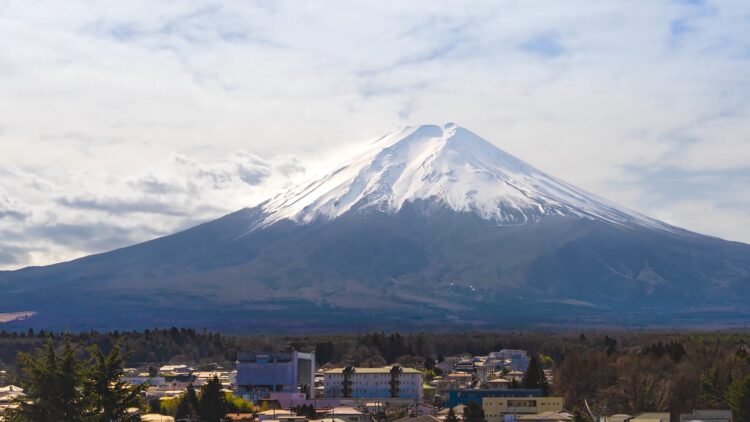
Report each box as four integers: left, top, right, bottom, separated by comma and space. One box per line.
1, 124, 749, 331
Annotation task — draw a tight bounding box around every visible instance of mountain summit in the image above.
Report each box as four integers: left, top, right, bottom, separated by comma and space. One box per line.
258, 123, 671, 232
1, 124, 749, 332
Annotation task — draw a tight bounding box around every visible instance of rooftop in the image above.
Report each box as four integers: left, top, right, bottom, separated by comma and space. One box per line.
324, 366, 422, 375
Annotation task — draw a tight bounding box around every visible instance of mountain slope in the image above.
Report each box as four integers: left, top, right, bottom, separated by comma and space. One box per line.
0, 124, 748, 331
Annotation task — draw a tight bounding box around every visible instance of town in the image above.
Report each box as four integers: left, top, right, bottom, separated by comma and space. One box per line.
0, 337, 741, 422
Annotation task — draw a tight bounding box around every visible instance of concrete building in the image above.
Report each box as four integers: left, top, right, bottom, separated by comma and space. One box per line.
489, 350, 530, 373
680, 410, 733, 422
323, 365, 423, 400
483, 397, 564, 422
236, 350, 316, 400
447, 389, 543, 407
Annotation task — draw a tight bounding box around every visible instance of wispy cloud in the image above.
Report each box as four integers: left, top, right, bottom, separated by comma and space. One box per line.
0, 152, 306, 269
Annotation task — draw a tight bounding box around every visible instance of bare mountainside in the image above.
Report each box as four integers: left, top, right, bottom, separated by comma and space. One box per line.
1, 124, 749, 332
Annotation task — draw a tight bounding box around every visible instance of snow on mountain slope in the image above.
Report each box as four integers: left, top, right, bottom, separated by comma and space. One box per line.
255, 123, 676, 232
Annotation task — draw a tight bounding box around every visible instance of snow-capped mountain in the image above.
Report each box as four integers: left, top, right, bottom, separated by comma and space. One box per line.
1, 124, 749, 332
257, 123, 672, 232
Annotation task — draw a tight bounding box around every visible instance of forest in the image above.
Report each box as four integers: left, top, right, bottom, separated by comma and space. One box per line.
1, 329, 749, 418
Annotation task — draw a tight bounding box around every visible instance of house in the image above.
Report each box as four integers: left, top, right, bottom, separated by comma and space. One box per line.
483, 397, 564, 422
141, 415, 175, 422
322, 365, 423, 400
680, 410, 733, 422
486, 377, 511, 389
321, 406, 367, 422
394, 416, 442, 422
159, 364, 192, 374
632, 413, 670, 422
0, 385, 25, 407
122, 376, 166, 386
236, 350, 316, 401
193, 371, 231, 387
225, 413, 255, 421
257, 409, 296, 422
515, 412, 574, 422
604, 414, 633, 422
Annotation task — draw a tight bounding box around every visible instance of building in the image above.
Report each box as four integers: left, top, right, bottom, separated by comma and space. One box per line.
122, 376, 166, 386
256, 409, 297, 422
604, 414, 633, 422
447, 389, 543, 407
489, 350, 530, 373
236, 350, 316, 400
394, 416, 442, 422
632, 413, 670, 422
486, 377, 511, 389
321, 406, 367, 422
680, 410, 733, 422
515, 412, 574, 422
159, 364, 192, 374
323, 365, 423, 400
483, 397, 564, 422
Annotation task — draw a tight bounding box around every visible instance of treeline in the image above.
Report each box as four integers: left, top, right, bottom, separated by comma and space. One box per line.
304, 331, 583, 367
555, 334, 750, 418
0, 327, 239, 377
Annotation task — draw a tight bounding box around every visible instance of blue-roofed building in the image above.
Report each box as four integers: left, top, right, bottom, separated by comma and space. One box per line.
447, 389, 543, 407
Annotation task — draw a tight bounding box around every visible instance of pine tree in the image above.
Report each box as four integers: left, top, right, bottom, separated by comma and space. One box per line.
198, 376, 227, 422
727, 375, 750, 422
8, 337, 87, 421
175, 384, 200, 421
86, 342, 146, 421
522, 355, 549, 395
463, 401, 485, 422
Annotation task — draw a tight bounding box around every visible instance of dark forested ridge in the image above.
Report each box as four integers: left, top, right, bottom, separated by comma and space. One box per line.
2, 203, 750, 332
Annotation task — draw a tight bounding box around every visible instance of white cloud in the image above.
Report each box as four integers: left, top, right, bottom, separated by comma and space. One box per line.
0, 152, 305, 269
1, 0, 749, 267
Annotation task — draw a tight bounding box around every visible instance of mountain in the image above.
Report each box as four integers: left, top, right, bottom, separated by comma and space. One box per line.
1, 123, 749, 332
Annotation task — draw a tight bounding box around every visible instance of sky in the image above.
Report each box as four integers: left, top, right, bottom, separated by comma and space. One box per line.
1, 0, 749, 270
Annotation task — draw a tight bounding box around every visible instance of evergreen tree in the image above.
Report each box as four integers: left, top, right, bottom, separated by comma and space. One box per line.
198, 376, 227, 422
522, 355, 550, 395
727, 375, 750, 422
86, 342, 147, 421
341, 366, 354, 398
8, 337, 87, 421
463, 401, 485, 422
175, 384, 200, 421
389, 365, 402, 398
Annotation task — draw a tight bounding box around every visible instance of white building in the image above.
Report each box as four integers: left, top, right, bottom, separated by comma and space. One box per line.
322, 365, 423, 400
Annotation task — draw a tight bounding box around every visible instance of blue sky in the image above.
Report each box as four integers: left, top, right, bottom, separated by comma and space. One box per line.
0, 0, 749, 269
